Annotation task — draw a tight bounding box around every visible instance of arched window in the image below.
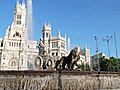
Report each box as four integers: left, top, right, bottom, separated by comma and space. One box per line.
13, 32, 21, 38
11, 61, 16, 66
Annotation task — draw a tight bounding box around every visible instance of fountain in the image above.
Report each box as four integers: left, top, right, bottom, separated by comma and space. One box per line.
26, 0, 33, 40
0, 0, 120, 90
67, 37, 71, 53
0, 71, 120, 89
25, 0, 36, 70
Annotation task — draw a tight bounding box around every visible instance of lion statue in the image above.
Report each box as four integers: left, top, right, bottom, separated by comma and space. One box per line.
54, 46, 80, 70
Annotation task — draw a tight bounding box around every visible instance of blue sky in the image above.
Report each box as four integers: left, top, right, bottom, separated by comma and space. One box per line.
0, 0, 120, 58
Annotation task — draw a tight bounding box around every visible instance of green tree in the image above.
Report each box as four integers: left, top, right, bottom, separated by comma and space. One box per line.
77, 63, 90, 71
99, 57, 108, 71
99, 56, 120, 72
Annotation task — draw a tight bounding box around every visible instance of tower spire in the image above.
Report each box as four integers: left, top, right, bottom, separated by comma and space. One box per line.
22, 0, 25, 7
64, 33, 66, 40
58, 30, 61, 38
17, 0, 19, 4
48, 22, 51, 26
22, 0, 25, 3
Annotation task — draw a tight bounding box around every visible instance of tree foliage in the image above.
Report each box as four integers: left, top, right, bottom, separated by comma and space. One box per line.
77, 63, 90, 71
99, 57, 120, 72
76, 57, 120, 72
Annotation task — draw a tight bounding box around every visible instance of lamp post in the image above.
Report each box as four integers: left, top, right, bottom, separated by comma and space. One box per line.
114, 32, 118, 59
95, 36, 100, 72
102, 35, 113, 58
102, 35, 112, 72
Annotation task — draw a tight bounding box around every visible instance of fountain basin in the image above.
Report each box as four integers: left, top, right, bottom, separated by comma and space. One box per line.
0, 70, 120, 90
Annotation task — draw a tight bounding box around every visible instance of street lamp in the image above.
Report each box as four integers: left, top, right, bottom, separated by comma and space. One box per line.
102, 35, 113, 58
114, 32, 118, 59
95, 36, 100, 72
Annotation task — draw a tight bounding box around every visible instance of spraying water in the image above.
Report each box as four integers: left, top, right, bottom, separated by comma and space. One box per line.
68, 37, 71, 53
26, 0, 33, 40
24, 0, 33, 69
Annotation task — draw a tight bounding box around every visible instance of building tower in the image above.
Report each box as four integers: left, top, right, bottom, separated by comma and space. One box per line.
0, 0, 38, 70
42, 23, 52, 54
14, 1, 26, 27
0, 1, 28, 70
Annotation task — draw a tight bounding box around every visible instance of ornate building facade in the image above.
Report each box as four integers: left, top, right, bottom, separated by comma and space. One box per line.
77, 46, 91, 65
40, 23, 68, 60
0, 1, 38, 70
0, 1, 68, 70
90, 52, 108, 70
0, 1, 91, 70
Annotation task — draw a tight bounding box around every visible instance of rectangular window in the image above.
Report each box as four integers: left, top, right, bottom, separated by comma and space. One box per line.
52, 42, 58, 48
17, 43, 18, 47
43, 33, 45, 38
56, 52, 58, 56
46, 33, 49, 37
12, 42, 13, 47
9, 42, 11, 47
19, 43, 21, 48
17, 21, 21, 25
17, 14, 22, 19
61, 42, 65, 49
14, 42, 15, 47
28, 45, 29, 49
21, 59, 23, 65
52, 53, 54, 55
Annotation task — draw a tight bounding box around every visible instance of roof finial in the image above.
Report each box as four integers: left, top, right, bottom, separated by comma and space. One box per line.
22, 0, 25, 7
48, 22, 51, 26
17, 0, 19, 4
84, 45, 87, 49
64, 33, 66, 40
44, 22, 47, 26
22, 0, 25, 4
58, 30, 61, 38
22, 0, 25, 3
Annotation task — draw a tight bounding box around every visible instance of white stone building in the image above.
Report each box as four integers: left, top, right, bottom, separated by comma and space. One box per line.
0, 1, 68, 70
91, 52, 108, 66
40, 23, 68, 60
40, 23, 91, 66
0, 1, 91, 70
77, 46, 91, 65
0, 1, 38, 70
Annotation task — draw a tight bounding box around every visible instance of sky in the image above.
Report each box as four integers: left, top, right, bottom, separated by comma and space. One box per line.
0, 0, 120, 58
